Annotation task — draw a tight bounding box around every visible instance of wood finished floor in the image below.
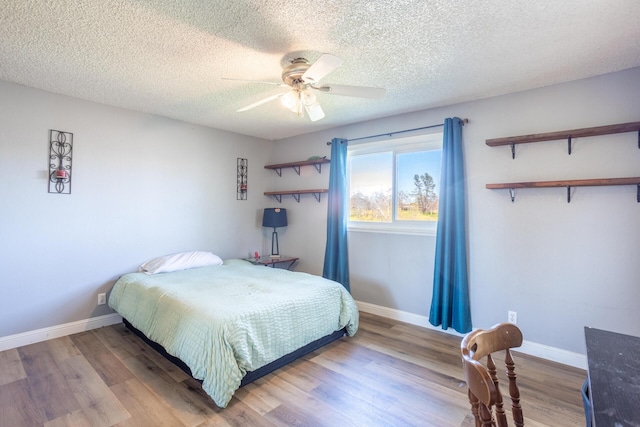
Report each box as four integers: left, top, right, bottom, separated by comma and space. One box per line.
0, 312, 587, 427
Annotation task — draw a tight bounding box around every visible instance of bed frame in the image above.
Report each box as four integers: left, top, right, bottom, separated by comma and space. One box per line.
123, 318, 346, 387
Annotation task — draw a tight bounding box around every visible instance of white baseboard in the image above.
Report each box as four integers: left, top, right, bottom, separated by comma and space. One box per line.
356, 300, 465, 336
356, 301, 587, 370
516, 341, 586, 370
0, 313, 122, 352
2, 303, 587, 370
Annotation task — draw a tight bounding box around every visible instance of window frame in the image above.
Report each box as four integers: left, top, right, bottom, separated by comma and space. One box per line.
347, 132, 443, 236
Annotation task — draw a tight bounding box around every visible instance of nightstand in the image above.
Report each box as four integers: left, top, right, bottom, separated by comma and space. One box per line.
246, 256, 299, 270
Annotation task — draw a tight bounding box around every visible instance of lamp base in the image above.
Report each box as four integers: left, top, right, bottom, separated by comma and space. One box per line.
270, 229, 281, 259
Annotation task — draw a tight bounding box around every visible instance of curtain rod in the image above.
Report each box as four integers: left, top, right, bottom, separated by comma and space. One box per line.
326, 118, 469, 145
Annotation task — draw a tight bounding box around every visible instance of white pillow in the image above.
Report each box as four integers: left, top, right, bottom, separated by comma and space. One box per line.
138, 251, 223, 275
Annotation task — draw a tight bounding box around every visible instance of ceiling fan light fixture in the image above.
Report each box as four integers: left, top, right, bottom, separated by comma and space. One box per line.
281, 91, 305, 116
292, 96, 303, 116
230, 53, 385, 121
280, 91, 299, 112
301, 90, 316, 106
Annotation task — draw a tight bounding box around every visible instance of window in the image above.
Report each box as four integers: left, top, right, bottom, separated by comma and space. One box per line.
348, 133, 442, 235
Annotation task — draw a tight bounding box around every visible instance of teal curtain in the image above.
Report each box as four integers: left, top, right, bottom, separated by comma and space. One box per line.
322, 138, 350, 292
429, 117, 471, 333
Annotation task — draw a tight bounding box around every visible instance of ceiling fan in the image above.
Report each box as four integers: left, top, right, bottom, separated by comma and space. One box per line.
223, 54, 385, 122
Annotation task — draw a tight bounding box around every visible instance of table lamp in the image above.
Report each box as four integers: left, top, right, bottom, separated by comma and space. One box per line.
262, 208, 287, 258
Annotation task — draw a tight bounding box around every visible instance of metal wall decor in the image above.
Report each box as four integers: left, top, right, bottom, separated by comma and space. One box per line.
48, 130, 73, 194
237, 158, 248, 200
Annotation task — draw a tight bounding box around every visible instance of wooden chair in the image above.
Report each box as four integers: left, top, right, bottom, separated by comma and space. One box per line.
461, 323, 524, 427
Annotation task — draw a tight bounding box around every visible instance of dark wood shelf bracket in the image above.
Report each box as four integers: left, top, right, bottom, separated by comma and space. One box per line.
505, 185, 575, 203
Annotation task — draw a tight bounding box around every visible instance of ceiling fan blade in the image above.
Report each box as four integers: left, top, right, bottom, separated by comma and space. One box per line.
313, 84, 385, 99
237, 93, 284, 112
222, 77, 287, 87
305, 103, 325, 122
302, 54, 344, 84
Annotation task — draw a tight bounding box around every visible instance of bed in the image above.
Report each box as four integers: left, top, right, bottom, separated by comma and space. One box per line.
108, 254, 359, 408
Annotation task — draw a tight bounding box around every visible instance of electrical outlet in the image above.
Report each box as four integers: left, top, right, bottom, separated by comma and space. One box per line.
508, 310, 517, 324
98, 293, 106, 305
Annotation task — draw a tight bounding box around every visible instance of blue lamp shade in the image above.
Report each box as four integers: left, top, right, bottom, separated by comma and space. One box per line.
262, 208, 287, 228
262, 208, 287, 257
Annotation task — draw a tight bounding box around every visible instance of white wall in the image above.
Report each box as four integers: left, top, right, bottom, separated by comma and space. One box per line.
1, 67, 638, 359
271, 67, 640, 357
0, 80, 273, 338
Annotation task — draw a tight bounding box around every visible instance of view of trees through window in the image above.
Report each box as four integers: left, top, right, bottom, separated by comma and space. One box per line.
349, 147, 441, 223
398, 171, 438, 221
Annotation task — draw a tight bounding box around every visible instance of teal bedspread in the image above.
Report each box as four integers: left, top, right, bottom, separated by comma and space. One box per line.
108, 259, 359, 407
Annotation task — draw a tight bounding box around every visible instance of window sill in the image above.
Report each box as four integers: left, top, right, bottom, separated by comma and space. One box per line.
347, 223, 437, 236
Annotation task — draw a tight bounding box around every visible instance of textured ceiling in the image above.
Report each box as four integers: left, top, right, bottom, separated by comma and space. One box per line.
1, 0, 639, 140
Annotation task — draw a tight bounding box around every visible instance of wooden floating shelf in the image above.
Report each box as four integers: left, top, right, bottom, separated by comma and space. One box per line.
264, 189, 328, 203
486, 121, 640, 202
486, 121, 640, 158
265, 158, 330, 176
264, 158, 330, 203
486, 177, 640, 203
486, 121, 640, 147
486, 177, 640, 189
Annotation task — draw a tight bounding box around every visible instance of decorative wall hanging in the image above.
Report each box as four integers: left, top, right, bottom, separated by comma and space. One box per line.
237, 158, 247, 200
48, 130, 73, 194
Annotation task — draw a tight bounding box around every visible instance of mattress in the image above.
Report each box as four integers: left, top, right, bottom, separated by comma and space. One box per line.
108, 258, 359, 407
